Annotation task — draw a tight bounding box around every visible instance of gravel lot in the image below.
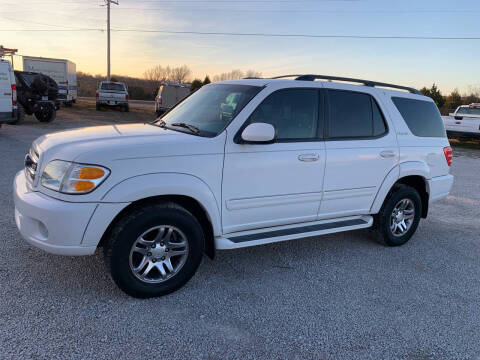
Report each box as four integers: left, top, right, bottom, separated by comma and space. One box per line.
1, 103, 480, 359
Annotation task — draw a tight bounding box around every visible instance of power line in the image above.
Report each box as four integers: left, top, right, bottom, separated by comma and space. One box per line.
2, 27, 479, 40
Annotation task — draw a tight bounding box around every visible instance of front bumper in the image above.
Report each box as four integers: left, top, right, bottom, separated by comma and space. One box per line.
428, 174, 454, 203
13, 171, 98, 256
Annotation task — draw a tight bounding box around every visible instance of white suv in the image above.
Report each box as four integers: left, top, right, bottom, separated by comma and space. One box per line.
13, 74, 454, 298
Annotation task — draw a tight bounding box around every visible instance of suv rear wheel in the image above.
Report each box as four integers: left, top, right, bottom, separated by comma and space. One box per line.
373, 184, 422, 246
104, 202, 205, 298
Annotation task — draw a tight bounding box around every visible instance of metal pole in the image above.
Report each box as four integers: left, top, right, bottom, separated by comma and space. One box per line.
107, 0, 110, 81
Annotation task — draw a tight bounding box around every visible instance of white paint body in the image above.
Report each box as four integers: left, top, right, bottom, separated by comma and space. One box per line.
13, 78, 454, 256
0, 59, 17, 124
22, 56, 77, 103
96, 81, 128, 106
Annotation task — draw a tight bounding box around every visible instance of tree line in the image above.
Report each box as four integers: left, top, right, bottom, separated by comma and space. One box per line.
420, 84, 480, 115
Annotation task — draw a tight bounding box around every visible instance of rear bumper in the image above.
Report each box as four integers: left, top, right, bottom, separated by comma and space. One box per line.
97, 99, 128, 106
0, 110, 16, 124
446, 130, 480, 140
428, 174, 454, 203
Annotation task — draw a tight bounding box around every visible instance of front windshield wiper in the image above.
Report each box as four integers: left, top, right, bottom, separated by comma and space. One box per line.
148, 119, 166, 128
171, 122, 200, 134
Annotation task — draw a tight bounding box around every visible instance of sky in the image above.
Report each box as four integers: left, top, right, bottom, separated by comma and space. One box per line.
1, 0, 479, 94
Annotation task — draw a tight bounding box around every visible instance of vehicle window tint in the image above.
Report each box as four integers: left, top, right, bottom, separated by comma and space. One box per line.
392, 97, 446, 138
101, 83, 125, 91
328, 90, 386, 138
248, 89, 319, 140
457, 107, 480, 116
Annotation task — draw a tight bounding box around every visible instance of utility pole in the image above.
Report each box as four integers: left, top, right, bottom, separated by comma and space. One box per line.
105, 0, 118, 81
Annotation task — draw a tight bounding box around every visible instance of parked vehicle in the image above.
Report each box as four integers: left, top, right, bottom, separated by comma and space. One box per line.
23, 56, 77, 106
0, 56, 18, 127
14, 70, 59, 123
155, 83, 190, 116
96, 81, 129, 111
442, 103, 480, 140
13, 74, 454, 298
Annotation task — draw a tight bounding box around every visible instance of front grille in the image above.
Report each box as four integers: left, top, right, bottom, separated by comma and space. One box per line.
24, 148, 39, 182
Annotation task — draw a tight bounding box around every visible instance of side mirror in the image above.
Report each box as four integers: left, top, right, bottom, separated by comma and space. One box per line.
241, 123, 276, 144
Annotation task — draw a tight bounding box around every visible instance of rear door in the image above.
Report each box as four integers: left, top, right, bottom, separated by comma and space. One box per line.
0, 62, 13, 113
318, 85, 399, 219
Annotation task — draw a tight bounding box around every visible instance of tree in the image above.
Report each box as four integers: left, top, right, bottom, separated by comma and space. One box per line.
190, 79, 203, 92
245, 69, 262, 78
420, 83, 445, 108
203, 75, 211, 85
143, 65, 172, 84
445, 89, 462, 111
171, 65, 192, 83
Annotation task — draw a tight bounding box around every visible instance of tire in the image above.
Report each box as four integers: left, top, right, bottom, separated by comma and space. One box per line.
11, 104, 25, 125
372, 184, 422, 246
65, 101, 73, 107
35, 106, 56, 123
96, 103, 101, 111
124, 105, 129, 112
104, 202, 205, 298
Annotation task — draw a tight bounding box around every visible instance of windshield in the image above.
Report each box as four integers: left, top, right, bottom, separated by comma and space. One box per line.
156, 83, 262, 137
101, 82, 125, 91
457, 107, 480, 116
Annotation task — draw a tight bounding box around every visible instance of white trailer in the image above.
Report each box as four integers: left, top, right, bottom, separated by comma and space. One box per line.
22, 56, 77, 105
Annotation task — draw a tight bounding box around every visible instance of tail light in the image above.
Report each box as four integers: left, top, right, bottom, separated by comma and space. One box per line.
443, 146, 452, 166
125, 94, 129, 100
11, 84, 17, 105
95, 91, 99, 98
157, 96, 162, 105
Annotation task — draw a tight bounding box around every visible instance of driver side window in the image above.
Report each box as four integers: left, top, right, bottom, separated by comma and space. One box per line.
248, 89, 320, 141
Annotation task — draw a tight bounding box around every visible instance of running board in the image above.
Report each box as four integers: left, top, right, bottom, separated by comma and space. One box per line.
215, 216, 373, 250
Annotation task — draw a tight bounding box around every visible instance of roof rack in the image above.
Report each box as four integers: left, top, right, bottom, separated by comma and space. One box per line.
271, 74, 421, 95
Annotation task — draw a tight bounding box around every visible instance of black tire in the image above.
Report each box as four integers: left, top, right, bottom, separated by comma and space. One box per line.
11, 104, 25, 125
65, 101, 73, 107
123, 104, 129, 112
96, 103, 101, 111
372, 184, 422, 246
104, 202, 205, 298
35, 106, 56, 123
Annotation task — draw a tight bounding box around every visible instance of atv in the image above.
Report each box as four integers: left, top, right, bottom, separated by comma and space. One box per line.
12, 71, 60, 124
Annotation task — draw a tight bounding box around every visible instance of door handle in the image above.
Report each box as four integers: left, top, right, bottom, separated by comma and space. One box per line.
379, 150, 396, 158
298, 153, 319, 162
455, 122, 461, 124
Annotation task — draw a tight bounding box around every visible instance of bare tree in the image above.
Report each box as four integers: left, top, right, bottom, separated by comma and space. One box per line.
143, 65, 172, 84
171, 65, 192, 83
213, 69, 262, 82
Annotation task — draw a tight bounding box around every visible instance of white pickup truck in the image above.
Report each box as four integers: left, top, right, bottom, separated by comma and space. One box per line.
96, 81, 129, 112
443, 103, 480, 139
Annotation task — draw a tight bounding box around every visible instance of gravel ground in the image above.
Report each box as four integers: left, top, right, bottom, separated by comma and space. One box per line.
1, 105, 480, 359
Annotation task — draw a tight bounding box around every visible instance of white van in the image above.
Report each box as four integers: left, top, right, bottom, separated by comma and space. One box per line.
23, 56, 77, 106
0, 58, 18, 126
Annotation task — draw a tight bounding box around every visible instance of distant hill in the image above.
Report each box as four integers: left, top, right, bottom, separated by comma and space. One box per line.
77, 72, 158, 100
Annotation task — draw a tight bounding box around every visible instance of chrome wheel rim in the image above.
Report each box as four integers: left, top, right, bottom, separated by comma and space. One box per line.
390, 198, 415, 237
129, 225, 189, 284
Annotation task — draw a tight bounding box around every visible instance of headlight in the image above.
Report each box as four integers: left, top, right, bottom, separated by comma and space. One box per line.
41, 160, 110, 194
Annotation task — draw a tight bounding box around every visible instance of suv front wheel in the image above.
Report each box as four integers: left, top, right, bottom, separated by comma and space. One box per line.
104, 202, 205, 298
373, 184, 422, 246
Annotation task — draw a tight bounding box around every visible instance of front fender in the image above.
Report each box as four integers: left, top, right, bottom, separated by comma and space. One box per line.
101, 173, 222, 236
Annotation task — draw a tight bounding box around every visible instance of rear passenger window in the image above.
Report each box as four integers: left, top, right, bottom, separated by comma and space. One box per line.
248, 89, 319, 141
327, 90, 387, 139
392, 97, 446, 138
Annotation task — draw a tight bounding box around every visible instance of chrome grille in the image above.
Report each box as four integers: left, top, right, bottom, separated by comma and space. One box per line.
24, 148, 39, 182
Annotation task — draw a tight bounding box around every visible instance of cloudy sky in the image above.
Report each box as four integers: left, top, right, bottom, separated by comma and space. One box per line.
1, 0, 479, 93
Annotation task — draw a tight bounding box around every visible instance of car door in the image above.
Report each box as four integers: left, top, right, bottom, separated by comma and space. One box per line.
222, 88, 326, 234
318, 85, 399, 219
0, 63, 12, 113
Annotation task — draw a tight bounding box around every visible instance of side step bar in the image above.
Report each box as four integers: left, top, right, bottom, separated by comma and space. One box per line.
215, 216, 373, 250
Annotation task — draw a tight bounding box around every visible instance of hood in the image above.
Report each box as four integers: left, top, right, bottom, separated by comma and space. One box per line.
33, 123, 220, 165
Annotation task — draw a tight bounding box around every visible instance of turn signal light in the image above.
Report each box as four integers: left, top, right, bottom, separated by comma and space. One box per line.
78, 167, 105, 179
443, 146, 452, 166
74, 181, 95, 192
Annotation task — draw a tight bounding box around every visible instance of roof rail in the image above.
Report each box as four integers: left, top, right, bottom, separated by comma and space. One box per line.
292, 74, 421, 95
